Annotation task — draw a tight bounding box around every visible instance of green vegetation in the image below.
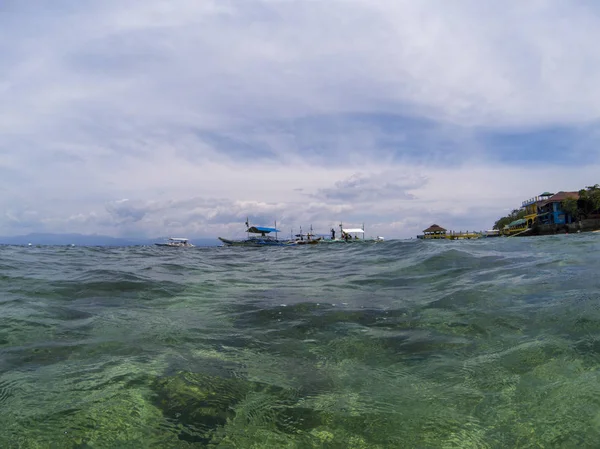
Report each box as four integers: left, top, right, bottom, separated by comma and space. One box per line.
561, 197, 578, 218
571, 184, 600, 219
494, 185, 600, 230
493, 208, 526, 230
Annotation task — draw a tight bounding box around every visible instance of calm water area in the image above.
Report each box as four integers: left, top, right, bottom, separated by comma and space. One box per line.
1, 235, 600, 448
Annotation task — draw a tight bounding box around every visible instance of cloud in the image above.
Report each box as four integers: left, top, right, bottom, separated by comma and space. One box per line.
315, 172, 426, 202
1, 0, 600, 239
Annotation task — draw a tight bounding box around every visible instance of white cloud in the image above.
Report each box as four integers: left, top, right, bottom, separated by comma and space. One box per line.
1, 0, 599, 239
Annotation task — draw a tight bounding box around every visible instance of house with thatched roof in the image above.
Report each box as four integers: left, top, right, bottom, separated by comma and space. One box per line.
422, 224, 447, 239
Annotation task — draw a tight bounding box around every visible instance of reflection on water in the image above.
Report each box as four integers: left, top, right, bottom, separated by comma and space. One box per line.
1, 236, 600, 447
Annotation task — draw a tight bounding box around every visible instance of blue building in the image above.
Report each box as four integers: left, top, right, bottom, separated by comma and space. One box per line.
537, 191, 579, 225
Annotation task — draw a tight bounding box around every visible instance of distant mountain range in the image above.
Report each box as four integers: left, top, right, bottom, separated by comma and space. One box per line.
0, 233, 221, 247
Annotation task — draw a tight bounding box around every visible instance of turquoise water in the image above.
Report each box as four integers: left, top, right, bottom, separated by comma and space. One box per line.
1, 235, 600, 448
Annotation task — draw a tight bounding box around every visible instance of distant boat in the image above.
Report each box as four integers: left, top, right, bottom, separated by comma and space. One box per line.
292, 233, 321, 245
155, 238, 194, 247
483, 229, 501, 238
290, 225, 321, 245
219, 220, 295, 247
320, 223, 382, 243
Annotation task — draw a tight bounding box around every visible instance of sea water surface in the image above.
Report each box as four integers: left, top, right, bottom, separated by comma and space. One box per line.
1, 235, 600, 448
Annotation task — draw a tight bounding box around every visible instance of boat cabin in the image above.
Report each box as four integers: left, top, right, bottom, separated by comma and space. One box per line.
341, 228, 364, 240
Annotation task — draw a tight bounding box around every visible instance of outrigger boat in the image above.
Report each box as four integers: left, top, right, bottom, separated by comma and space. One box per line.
218, 219, 296, 247
155, 237, 194, 247
291, 225, 321, 245
320, 223, 384, 243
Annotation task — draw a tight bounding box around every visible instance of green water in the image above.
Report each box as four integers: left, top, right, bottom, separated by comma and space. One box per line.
1, 236, 600, 447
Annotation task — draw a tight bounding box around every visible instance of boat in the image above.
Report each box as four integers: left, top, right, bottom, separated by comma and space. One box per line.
290, 225, 322, 245
483, 229, 501, 238
155, 237, 194, 247
293, 235, 321, 245
218, 220, 295, 247
320, 223, 383, 243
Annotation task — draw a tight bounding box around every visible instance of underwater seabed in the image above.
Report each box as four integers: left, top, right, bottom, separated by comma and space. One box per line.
4, 298, 600, 448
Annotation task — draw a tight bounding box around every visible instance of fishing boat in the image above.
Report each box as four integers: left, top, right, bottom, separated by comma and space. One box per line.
293, 234, 321, 245
155, 237, 194, 247
218, 220, 295, 247
320, 223, 383, 243
290, 225, 321, 245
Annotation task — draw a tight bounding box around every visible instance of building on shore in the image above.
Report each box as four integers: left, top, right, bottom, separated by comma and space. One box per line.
500, 190, 600, 236
503, 218, 528, 236
521, 192, 554, 228
419, 224, 481, 240
536, 191, 580, 226
421, 224, 447, 239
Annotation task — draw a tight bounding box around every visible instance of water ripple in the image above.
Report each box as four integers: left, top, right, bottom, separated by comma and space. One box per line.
1, 235, 600, 447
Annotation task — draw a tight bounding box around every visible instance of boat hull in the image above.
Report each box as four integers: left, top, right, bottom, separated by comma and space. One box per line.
218, 237, 296, 247
293, 237, 321, 245
319, 238, 382, 243
155, 243, 194, 247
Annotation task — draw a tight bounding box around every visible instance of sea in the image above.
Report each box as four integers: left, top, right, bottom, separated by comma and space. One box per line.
1, 234, 600, 448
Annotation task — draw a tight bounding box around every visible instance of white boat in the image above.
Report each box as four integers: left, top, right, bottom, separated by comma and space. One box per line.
155, 237, 194, 247
483, 229, 501, 238
320, 223, 383, 243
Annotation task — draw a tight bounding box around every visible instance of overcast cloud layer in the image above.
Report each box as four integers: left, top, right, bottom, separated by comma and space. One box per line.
2, 0, 600, 239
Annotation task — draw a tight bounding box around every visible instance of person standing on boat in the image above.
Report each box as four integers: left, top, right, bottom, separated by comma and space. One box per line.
331, 228, 335, 240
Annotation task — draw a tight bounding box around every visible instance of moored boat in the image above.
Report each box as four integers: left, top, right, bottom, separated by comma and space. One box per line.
292, 233, 321, 245
218, 220, 295, 247
290, 225, 321, 245
319, 223, 383, 243
155, 237, 194, 247
483, 229, 501, 238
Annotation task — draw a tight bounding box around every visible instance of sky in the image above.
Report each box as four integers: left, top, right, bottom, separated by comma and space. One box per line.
2, 0, 600, 240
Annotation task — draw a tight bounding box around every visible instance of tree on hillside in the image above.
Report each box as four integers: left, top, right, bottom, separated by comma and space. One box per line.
561, 197, 579, 219
493, 208, 526, 230
577, 184, 600, 218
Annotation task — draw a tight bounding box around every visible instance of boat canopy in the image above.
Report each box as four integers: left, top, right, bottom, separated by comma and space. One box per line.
247, 226, 280, 234
169, 237, 189, 241
507, 218, 527, 227
342, 228, 364, 233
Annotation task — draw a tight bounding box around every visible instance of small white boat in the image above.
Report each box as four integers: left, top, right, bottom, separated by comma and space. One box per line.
483, 229, 501, 238
321, 223, 382, 243
155, 238, 194, 247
